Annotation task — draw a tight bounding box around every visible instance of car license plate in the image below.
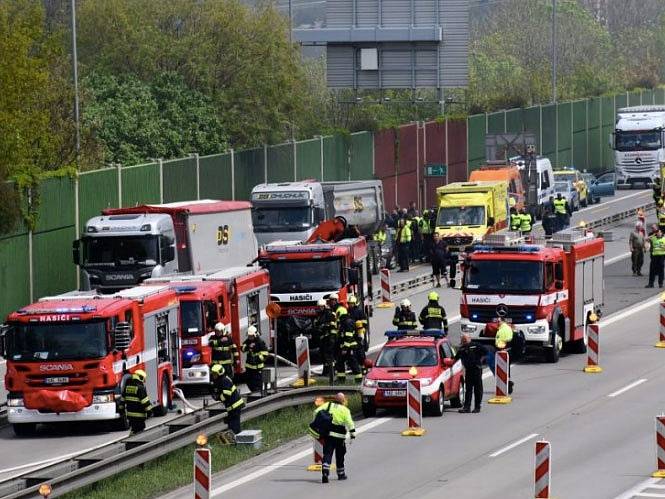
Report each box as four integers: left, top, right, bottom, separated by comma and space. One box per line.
45, 377, 69, 384
383, 389, 406, 397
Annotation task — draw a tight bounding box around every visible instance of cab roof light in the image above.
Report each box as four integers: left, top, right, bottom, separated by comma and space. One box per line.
175, 286, 198, 295
17, 305, 97, 315
384, 329, 447, 339
473, 244, 541, 253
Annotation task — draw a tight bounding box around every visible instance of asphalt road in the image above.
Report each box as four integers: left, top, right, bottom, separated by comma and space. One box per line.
0, 188, 652, 484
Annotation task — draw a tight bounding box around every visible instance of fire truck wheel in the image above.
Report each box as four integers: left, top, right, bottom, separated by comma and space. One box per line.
544, 323, 562, 363
362, 399, 376, 418
427, 387, 445, 417
12, 423, 37, 437
153, 374, 172, 417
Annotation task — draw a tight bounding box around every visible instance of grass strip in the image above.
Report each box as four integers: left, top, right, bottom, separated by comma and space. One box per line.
62, 394, 361, 499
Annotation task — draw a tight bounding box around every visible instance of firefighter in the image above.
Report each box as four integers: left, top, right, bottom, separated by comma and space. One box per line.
509, 207, 521, 231
420, 210, 433, 263
653, 177, 662, 204
308, 392, 356, 483
314, 298, 337, 376
495, 317, 515, 394
122, 369, 152, 434
242, 325, 268, 392
657, 200, 665, 233
647, 227, 665, 288
347, 295, 368, 370
454, 334, 487, 413
328, 292, 346, 319
392, 299, 417, 330
553, 193, 570, 230
396, 218, 412, 272
372, 224, 387, 273
210, 364, 244, 434
418, 291, 449, 333
410, 213, 423, 262
210, 322, 238, 378
519, 208, 533, 235
335, 308, 362, 383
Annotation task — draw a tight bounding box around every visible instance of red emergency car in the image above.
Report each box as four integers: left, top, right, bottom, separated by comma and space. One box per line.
361, 330, 464, 417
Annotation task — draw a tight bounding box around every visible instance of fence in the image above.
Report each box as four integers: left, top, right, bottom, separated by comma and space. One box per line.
1, 87, 663, 317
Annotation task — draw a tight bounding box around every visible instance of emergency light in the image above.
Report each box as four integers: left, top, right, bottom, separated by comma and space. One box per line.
17, 305, 97, 315
472, 244, 541, 253
384, 329, 447, 339
175, 286, 198, 294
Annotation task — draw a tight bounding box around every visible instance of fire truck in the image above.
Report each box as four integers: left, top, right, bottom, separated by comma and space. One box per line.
257, 218, 372, 358
460, 229, 604, 362
145, 267, 270, 385
0, 286, 179, 436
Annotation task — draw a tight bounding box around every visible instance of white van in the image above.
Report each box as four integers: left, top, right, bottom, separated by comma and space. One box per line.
511, 156, 555, 218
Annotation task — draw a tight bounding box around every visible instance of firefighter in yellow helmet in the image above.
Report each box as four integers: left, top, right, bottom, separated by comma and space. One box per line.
347, 295, 368, 372
122, 369, 152, 434
210, 364, 244, 434
418, 291, 448, 333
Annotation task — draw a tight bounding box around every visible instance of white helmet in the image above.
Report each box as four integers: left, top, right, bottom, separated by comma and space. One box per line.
329, 293, 339, 300
214, 322, 225, 333
247, 325, 258, 337
400, 299, 411, 308
317, 298, 327, 307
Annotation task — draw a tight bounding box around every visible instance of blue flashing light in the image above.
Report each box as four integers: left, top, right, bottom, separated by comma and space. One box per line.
175, 286, 198, 295
384, 329, 447, 340
526, 314, 533, 321
471, 313, 479, 320
473, 244, 541, 253
18, 305, 97, 315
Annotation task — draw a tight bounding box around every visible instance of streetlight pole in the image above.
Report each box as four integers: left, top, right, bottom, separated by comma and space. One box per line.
551, 0, 557, 103
71, 0, 81, 164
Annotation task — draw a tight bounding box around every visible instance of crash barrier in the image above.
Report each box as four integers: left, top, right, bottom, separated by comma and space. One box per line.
194, 447, 211, 499
488, 350, 512, 404
292, 335, 315, 387
534, 440, 552, 499
376, 268, 394, 308
656, 301, 665, 348
401, 379, 425, 436
0, 386, 361, 499
653, 415, 665, 478
306, 438, 325, 472
584, 323, 603, 373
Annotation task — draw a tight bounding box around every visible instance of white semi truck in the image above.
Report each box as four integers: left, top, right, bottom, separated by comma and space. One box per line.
250, 180, 384, 246
613, 105, 665, 187
73, 200, 258, 292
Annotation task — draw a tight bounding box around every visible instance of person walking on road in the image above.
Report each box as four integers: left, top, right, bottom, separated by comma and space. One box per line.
210, 364, 244, 434
418, 291, 449, 333
630, 222, 646, 276
396, 218, 412, 272
454, 334, 487, 413
241, 325, 268, 392
308, 392, 356, 483
646, 228, 665, 288
122, 369, 152, 434
392, 299, 418, 330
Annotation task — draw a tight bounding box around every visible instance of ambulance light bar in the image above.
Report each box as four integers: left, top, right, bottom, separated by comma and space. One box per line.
384, 329, 447, 339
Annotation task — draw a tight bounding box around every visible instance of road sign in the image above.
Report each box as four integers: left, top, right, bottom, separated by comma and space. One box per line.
425, 164, 447, 177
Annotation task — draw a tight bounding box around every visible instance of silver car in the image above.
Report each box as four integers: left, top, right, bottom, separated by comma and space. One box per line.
554, 180, 580, 211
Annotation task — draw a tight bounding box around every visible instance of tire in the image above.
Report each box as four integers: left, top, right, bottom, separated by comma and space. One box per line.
428, 387, 445, 417
112, 409, 130, 431
544, 322, 562, 363
13, 423, 37, 437
153, 373, 171, 417
362, 400, 376, 418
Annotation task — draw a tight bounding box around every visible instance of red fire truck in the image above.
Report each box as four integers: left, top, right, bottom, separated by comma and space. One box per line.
146, 267, 271, 384
1, 286, 179, 436
460, 229, 604, 362
257, 218, 372, 358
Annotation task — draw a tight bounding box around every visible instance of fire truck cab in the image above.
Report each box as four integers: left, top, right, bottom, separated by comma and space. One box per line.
460, 229, 604, 362
1, 286, 179, 436
146, 267, 270, 384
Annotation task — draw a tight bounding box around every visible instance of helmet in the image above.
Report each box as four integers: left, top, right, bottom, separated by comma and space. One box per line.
210, 364, 223, 376
214, 322, 225, 333
348, 295, 358, 305
317, 298, 327, 307
335, 392, 347, 405
400, 299, 411, 308
428, 291, 439, 301
133, 369, 147, 382
659, 200, 663, 206
247, 325, 258, 336
329, 293, 339, 301
509, 197, 516, 207
337, 306, 348, 317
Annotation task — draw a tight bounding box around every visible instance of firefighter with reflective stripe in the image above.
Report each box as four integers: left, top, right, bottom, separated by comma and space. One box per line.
122, 369, 151, 434
328, 292, 347, 321
553, 193, 570, 230
347, 295, 368, 371
420, 210, 433, 263
209, 322, 239, 378
308, 392, 356, 483
418, 291, 448, 332
392, 299, 417, 330
315, 298, 337, 376
242, 325, 268, 392
509, 207, 521, 231
210, 364, 244, 434
335, 308, 362, 383
396, 218, 412, 272
519, 208, 533, 234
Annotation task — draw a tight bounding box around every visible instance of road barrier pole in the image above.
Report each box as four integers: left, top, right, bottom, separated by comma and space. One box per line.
488, 350, 512, 404
401, 379, 425, 436
193, 447, 211, 499
377, 268, 394, 308
584, 323, 603, 373
653, 415, 665, 478
292, 335, 315, 387
656, 301, 665, 348
307, 437, 325, 472
534, 440, 551, 498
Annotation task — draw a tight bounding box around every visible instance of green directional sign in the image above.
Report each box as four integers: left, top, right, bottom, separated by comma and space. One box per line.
425, 163, 447, 177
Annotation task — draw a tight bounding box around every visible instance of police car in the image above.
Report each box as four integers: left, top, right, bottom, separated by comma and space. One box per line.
361, 330, 464, 417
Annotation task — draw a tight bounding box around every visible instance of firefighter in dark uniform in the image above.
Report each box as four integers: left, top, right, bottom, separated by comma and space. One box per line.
653, 177, 662, 204
347, 295, 368, 370
454, 334, 488, 413
210, 322, 239, 378
392, 299, 417, 331
314, 298, 338, 376
418, 291, 449, 333
210, 364, 245, 434
122, 369, 152, 434
335, 308, 362, 383
241, 325, 268, 392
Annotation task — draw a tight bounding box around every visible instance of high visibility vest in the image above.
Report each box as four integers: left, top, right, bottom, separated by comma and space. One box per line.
399, 224, 412, 243
658, 209, 665, 225
375, 229, 386, 244
652, 236, 665, 256
519, 213, 532, 232
553, 198, 566, 215
495, 323, 514, 348
419, 217, 432, 235
510, 213, 521, 230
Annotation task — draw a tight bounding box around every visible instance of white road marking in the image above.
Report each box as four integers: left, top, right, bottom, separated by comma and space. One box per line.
488, 433, 539, 458
580, 190, 649, 213
615, 479, 663, 499
605, 252, 631, 265
210, 417, 392, 496
635, 493, 665, 498
608, 379, 647, 398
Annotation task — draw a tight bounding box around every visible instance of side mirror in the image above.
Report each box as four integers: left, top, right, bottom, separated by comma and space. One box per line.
347, 268, 359, 286
608, 132, 614, 149
0, 325, 9, 359
487, 216, 495, 227
554, 264, 564, 281
113, 322, 132, 351
364, 358, 374, 369
555, 280, 564, 290
442, 358, 455, 368
72, 240, 81, 266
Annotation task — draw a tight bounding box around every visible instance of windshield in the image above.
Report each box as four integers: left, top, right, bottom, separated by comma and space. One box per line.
180, 301, 203, 338
615, 130, 662, 151
264, 258, 343, 293
554, 172, 577, 183
7, 321, 108, 361
376, 346, 438, 367
465, 260, 544, 293
252, 207, 311, 232
82, 235, 158, 266
436, 206, 485, 227
554, 182, 570, 193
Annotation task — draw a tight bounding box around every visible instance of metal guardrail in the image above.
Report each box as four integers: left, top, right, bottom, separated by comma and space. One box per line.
0, 386, 360, 499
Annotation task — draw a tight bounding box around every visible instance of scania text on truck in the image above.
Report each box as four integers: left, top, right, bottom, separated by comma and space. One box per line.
460, 229, 604, 363
73, 200, 257, 292
250, 180, 384, 247
257, 218, 372, 358
145, 267, 270, 385
612, 105, 665, 187
0, 286, 180, 436
435, 181, 509, 255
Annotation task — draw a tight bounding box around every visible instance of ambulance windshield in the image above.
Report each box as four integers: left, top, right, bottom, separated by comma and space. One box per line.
464, 260, 544, 293
437, 206, 485, 227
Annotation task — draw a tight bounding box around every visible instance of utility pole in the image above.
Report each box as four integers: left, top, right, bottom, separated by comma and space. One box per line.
71, 0, 81, 165
551, 0, 557, 103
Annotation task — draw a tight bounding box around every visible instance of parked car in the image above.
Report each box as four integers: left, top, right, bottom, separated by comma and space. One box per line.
554, 180, 580, 211
554, 168, 589, 207
583, 172, 616, 203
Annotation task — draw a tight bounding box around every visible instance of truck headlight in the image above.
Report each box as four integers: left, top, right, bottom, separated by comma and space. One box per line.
363, 379, 377, 388
8, 398, 24, 407
527, 325, 546, 334
92, 393, 115, 403
461, 324, 477, 333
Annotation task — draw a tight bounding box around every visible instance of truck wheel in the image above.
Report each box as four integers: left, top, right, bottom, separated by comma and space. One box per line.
13, 423, 37, 437
428, 387, 445, 417
544, 323, 562, 363
362, 400, 376, 418
153, 373, 171, 417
